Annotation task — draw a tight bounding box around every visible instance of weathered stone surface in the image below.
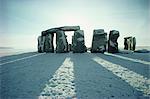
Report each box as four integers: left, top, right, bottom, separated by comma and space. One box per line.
91, 29, 107, 53
56, 30, 68, 53
38, 36, 45, 53
59, 26, 80, 31
42, 28, 59, 36
133, 37, 136, 51
44, 34, 54, 53
68, 44, 72, 52
124, 36, 136, 51
72, 30, 86, 53
38, 26, 81, 53
42, 26, 80, 36
108, 30, 120, 53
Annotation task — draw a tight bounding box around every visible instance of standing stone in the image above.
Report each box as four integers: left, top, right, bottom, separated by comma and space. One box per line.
128, 37, 132, 50
91, 29, 107, 53
124, 36, 136, 51
108, 30, 120, 53
37, 35, 45, 53
56, 30, 68, 53
72, 30, 87, 53
68, 44, 72, 52
132, 37, 136, 51
44, 34, 54, 53
38, 26, 81, 53
124, 37, 128, 50
124, 37, 132, 50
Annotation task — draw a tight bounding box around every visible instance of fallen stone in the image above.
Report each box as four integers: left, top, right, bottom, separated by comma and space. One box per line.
134, 49, 149, 53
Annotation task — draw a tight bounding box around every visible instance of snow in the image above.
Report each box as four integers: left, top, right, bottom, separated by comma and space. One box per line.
39, 58, 76, 99
1, 51, 149, 98
92, 55, 150, 96
119, 49, 134, 54
105, 52, 150, 65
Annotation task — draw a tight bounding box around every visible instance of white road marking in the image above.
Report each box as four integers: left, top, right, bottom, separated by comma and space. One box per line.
39, 57, 76, 99
92, 56, 150, 96
105, 52, 150, 65
0, 53, 45, 66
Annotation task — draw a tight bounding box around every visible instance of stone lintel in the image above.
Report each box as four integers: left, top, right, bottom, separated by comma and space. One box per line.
42, 26, 80, 36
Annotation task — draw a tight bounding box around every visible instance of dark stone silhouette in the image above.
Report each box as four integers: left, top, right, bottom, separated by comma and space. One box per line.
91, 29, 107, 53
38, 36, 45, 53
38, 26, 87, 53
108, 30, 120, 53
124, 36, 136, 51
72, 30, 87, 53
44, 34, 54, 53
41, 26, 80, 36
68, 44, 72, 52
56, 30, 68, 53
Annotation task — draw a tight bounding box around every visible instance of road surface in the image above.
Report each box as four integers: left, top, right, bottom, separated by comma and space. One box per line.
0, 52, 150, 99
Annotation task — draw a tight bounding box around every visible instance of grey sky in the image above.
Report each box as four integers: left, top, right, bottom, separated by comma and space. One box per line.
0, 0, 149, 49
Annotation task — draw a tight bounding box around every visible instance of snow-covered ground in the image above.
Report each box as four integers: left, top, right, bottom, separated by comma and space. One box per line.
0, 50, 149, 99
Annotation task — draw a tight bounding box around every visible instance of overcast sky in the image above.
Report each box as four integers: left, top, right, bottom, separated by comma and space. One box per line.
0, 0, 150, 50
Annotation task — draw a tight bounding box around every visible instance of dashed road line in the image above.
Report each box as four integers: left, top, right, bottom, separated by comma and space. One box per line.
0, 53, 45, 66
104, 52, 150, 65
91, 55, 150, 96
39, 57, 76, 99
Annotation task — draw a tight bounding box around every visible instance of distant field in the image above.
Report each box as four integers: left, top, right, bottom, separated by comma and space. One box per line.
0, 48, 36, 57
0, 46, 149, 57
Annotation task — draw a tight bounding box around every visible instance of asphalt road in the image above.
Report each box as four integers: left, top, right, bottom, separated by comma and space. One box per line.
0, 52, 149, 99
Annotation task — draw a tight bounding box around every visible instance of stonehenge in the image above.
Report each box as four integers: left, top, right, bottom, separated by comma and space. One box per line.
38, 26, 86, 53
91, 29, 107, 53
38, 26, 137, 54
108, 30, 120, 53
124, 36, 136, 51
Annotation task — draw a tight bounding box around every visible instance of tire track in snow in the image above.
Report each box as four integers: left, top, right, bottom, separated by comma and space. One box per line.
104, 52, 150, 65
39, 57, 76, 99
0, 53, 45, 66
90, 54, 150, 96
